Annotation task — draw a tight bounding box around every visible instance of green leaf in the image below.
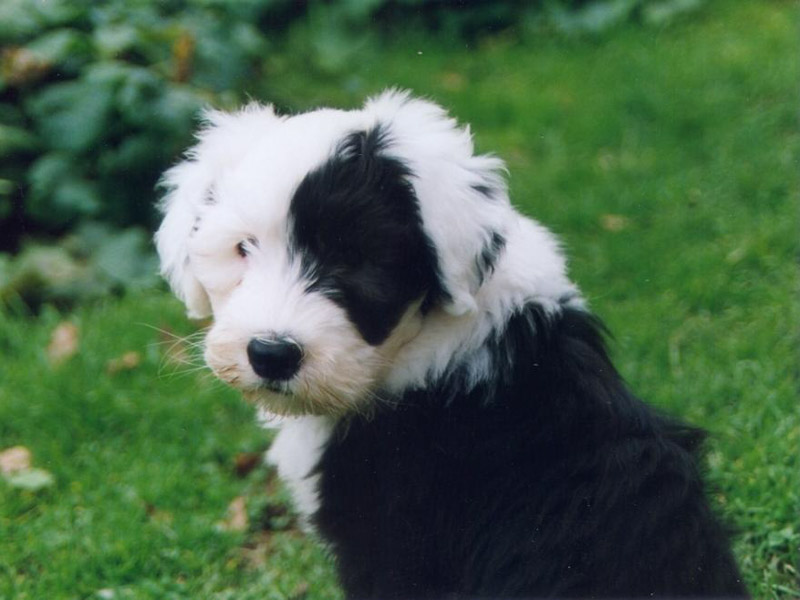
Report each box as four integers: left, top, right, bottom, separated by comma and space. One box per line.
0, 123, 40, 157
116, 67, 165, 127
51, 178, 102, 219
306, 4, 372, 75
0, 102, 25, 127
25, 28, 92, 67
642, 0, 705, 26
548, 0, 640, 34
92, 227, 160, 290
0, 0, 84, 42
28, 152, 72, 198
0, 0, 39, 41
0, 252, 10, 285
151, 86, 204, 131
27, 78, 116, 153
181, 13, 266, 91
0, 241, 108, 306
93, 23, 141, 58
83, 60, 137, 87
27, 153, 100, 226
339, 0, 386, 20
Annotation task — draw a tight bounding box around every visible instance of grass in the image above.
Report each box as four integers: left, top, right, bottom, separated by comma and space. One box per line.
0, 297, 339, 599
1, 0, 797, 597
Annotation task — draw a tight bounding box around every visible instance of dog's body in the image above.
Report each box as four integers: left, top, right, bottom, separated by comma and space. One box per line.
156, 91, 747, 598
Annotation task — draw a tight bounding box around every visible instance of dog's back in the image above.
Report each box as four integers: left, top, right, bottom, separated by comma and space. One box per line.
315, 302, 747, 598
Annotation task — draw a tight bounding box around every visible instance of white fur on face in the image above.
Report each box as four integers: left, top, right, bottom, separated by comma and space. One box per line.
185, 178, 423, 417
158, 105, 378, 415
156, 90, 579, 416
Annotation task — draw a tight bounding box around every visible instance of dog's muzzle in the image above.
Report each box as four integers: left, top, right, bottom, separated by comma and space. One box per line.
247, 336, 304, 384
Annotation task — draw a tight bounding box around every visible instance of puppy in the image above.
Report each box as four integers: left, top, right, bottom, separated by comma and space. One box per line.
156, 91, 748, 598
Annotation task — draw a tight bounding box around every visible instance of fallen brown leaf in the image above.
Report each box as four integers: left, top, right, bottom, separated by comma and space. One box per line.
1, 47, 51, 86
290, 581, 310, 599
440, 71, 465, 91
146, 503, 174, 526
106, 351, 141, 375
234, 452, 262, 477
172, 31, 195, 83
240, 530, 274, 570
0, 446, 54, 491
47, 322, 80, 366
600, 214, 630, 232
0, 446, 32, 475
219, 496, 249, 532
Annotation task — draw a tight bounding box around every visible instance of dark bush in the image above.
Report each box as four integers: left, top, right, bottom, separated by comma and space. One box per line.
0, 0, 705, 308
0, 0, 706, 251
0, 0, 296, 252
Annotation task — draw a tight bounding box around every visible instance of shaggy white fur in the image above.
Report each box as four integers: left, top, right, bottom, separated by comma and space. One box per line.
156, 90, 578, 520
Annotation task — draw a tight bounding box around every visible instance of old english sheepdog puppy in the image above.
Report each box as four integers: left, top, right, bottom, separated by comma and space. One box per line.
156, 91, 747, 598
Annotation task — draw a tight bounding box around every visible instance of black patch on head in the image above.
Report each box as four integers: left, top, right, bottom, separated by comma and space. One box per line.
475, 231, 506, 286
289, 125, 446, 346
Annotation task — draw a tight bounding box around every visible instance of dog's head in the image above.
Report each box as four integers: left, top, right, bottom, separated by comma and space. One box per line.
156, 91, 522, 416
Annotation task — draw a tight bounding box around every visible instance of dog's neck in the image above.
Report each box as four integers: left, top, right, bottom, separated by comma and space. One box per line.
383, 215, 581, 395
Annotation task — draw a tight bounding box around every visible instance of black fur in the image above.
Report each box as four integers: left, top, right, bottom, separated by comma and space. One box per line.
289, 126, 446, 345
475, 231, 506, 287
313, 303, 748, 599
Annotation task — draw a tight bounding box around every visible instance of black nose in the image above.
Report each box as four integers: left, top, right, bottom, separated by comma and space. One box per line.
247, 336, 303, 382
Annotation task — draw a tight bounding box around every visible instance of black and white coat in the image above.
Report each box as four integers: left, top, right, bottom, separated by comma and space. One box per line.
156, 91, 748, 598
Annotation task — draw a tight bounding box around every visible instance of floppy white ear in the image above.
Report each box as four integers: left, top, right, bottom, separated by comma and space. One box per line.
364, 90, 512, 317
155, 102, 281, 318
155, 159, 213, 318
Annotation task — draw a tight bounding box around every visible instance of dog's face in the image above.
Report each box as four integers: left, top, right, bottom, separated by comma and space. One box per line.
156, 91, 512, 415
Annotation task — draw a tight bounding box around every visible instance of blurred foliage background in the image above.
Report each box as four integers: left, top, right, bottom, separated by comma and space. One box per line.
2, 1, 798, 598
0, 0, 706, 307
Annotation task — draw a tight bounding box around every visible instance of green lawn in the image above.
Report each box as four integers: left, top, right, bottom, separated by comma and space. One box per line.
1, 1, 797, 597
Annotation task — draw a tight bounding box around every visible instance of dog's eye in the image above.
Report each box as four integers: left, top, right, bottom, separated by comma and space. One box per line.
236, 238, 258, 257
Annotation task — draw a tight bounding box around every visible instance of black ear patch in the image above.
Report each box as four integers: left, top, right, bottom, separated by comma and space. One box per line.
289, 126, 446, 346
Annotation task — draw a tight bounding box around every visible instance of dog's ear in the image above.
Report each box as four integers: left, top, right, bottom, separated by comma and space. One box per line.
155, 104, 280, 318
364, 90, 511, 317
155, 158, 213, 318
